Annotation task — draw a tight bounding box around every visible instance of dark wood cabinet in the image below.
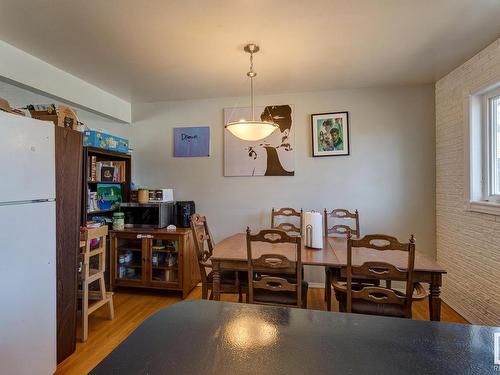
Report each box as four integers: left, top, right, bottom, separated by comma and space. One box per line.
110, 229, 200, 298
55, 127, 82, 363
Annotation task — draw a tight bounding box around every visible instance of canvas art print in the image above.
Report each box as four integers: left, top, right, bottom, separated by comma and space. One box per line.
311, 112, 349, 157
224, 105, 294, 176
174, 126, 210, 157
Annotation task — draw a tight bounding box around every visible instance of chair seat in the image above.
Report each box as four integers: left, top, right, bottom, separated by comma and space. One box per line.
336, 293, 406, 318
327, 267, 380, 286
253, 280, 308, 308
333, 283, 408, 318
207, 270, 247, 286
336, 276, 380, 286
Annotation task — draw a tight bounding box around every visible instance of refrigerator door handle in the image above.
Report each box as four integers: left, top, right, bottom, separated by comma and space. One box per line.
0, 198, 55, 206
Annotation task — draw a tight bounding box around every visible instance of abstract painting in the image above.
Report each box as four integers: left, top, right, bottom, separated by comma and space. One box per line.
224, 105, 294, 176
311, 112, 349, 157
174, 126, 210, 157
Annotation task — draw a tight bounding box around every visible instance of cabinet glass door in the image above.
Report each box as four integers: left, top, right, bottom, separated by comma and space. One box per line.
116, 236, 143, 282
149, 238, 179, 285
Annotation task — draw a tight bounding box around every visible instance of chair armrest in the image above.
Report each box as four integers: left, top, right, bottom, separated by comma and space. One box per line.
200, 259, 212, 268
331, 281, 347, 293
412, 282, 428, 301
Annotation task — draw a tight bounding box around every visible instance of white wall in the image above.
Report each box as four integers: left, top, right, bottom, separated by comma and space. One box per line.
0, 81, 128, 138
131, 85, 436, 284
436, 38, 500, 326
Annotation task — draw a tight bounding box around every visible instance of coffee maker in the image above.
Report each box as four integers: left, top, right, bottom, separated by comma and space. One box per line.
173, 201, 196, 228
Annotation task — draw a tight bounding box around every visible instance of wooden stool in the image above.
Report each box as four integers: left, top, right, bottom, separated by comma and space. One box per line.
79, 226, 114, 342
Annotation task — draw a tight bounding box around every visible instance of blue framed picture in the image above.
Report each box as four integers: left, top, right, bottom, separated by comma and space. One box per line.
173, 126, 210, 157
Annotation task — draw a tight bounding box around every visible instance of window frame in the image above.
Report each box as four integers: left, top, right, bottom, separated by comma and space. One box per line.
464, 81, 500, 216
483, 88, 500, 201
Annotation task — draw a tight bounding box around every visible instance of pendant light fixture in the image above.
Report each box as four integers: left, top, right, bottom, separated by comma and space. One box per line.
225, 44, 279, 141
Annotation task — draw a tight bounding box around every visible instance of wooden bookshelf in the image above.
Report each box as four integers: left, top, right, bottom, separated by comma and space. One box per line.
81, 147, 131, 225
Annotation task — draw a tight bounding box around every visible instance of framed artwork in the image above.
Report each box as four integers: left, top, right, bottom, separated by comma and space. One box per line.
173, 126, 210, 157
311, 112, 349, 157
224, 104, 294, 176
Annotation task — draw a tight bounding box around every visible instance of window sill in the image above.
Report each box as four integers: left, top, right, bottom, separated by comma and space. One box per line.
466, 200, 500, 216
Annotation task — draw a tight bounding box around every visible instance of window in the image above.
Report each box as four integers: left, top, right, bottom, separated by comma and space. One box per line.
486, 90, 500, 199
466, 84, 500, 215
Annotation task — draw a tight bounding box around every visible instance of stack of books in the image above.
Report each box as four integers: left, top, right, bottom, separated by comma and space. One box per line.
89, 156, 126, 182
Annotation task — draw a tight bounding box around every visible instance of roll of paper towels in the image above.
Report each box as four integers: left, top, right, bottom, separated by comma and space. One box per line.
304, 211, 323, 249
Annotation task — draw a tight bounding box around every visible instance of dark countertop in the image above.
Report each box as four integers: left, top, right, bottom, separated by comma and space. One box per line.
90, 300, 500, 375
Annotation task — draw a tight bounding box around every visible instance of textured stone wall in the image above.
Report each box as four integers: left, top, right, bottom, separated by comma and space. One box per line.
436, 38, 500, 326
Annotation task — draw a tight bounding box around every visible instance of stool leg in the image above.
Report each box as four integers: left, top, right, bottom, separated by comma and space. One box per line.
98, 275, 114, 320
81, 280, 89, 342
99, 275, 106, 300
107, 295, 115, 320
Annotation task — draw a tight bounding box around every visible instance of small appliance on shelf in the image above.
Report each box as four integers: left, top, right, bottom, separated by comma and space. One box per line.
148, 188, 174, 202
173, 201, 196, 228
120, 202, 174, 229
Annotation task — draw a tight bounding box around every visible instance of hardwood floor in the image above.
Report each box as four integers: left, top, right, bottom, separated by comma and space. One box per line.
56, 287, 468, 375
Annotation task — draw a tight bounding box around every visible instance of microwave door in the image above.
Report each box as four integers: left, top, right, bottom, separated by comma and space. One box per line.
123, 205, 159, 228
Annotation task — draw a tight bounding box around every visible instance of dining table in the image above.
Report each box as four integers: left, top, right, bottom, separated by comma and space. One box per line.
210, 233, 447, 321
90, 300, 499, 374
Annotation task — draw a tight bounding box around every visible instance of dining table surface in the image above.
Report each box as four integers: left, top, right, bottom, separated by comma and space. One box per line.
210, 233, 446, 321
211, 233, 446, 271
90, 300, 499, 375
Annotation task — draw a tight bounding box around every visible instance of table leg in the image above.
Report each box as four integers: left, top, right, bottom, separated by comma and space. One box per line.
428, 273, 442, 321
325, 268, 332, 311
212, 260, 221, 301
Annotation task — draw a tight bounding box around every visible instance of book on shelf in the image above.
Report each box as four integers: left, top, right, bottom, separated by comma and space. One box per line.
90, 156, 97, 181
87, 190, 99, 212
88, 157, 126, 182
87, 184, 122, 213
101, 166, 115, 182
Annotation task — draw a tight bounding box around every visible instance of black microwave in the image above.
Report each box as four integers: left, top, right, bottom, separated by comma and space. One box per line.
120, 202, 173, 229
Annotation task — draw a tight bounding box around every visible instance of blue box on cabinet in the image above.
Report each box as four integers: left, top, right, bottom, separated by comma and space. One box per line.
83, 130, 129, 153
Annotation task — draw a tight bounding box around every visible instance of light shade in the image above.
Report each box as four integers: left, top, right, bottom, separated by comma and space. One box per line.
225, 120, 279, 141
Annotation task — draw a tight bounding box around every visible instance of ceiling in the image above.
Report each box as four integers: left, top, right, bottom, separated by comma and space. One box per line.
1, 0, 500, 103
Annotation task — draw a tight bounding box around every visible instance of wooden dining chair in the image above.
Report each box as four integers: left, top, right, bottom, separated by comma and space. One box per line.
323, 208, 368, 310
324, 208, 360, 237
271, 207, 303, 236
190, 214, 245, 301
246, 228, 308, 308
332, 232, 427, 319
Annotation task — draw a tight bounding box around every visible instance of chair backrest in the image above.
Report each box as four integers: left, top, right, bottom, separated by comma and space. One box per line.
190, 214, 215, 285
271, 207, 303, 235
246, 228, 303, 308
346, 232, 416, 318
324, 208, 360, 237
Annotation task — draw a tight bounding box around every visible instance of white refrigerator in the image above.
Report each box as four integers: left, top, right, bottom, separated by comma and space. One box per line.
0, 111, 57, 374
